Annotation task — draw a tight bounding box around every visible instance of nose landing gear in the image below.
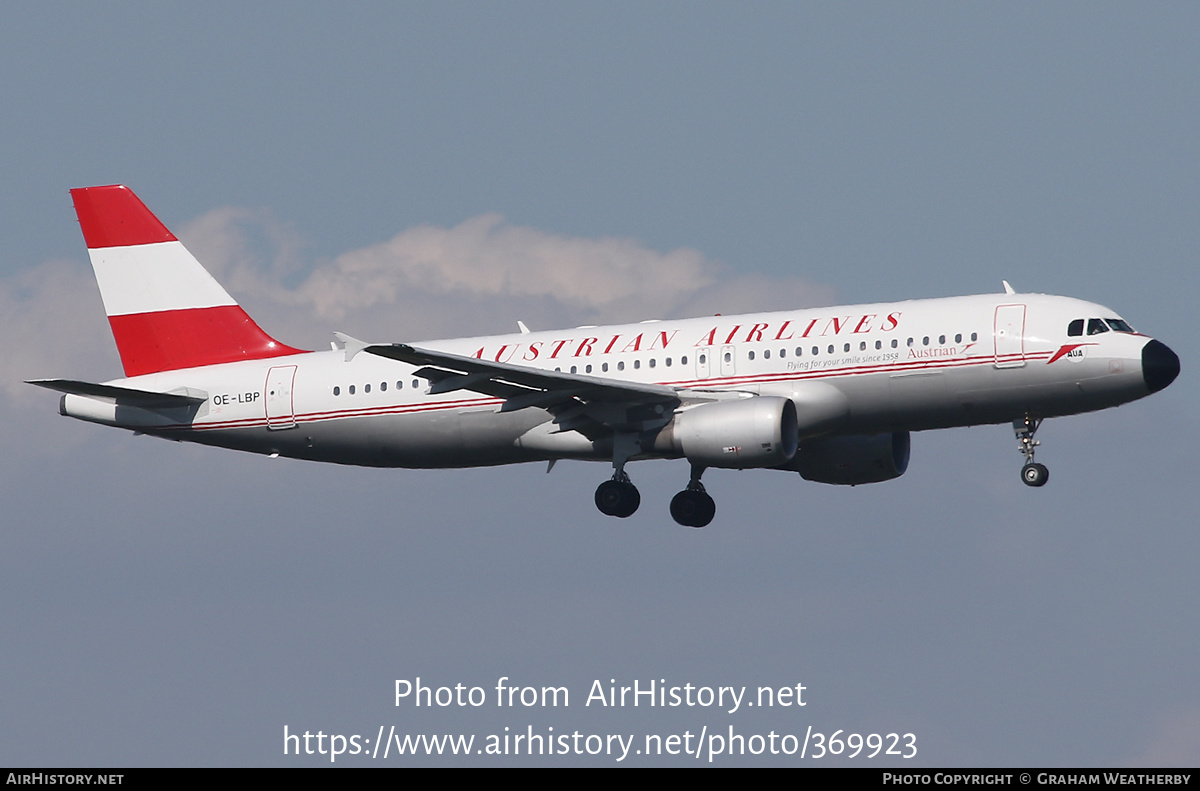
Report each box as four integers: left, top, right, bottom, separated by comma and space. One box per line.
1014, 415, 1049, 487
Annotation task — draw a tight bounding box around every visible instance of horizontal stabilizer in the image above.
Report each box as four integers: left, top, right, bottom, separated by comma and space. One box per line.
26, 379, 206, 408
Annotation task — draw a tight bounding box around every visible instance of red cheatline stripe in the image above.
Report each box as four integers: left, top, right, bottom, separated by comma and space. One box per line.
182, 397, 503, 432
109, 306, 306, 377
71, 185, 177, 249
160, 351, 1061, 432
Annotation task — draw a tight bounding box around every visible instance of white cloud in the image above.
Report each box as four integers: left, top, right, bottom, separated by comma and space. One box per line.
297, 214, 717, 320
178, 208, 834, 345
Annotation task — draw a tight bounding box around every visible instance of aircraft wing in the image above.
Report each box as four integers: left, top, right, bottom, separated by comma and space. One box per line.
359, 341, 689, 437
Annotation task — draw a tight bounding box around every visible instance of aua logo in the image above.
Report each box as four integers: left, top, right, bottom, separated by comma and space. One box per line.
1047, 343, 1097, 364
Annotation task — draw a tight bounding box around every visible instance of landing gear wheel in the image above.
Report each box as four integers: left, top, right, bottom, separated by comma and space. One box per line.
670, 489, 716, 528
595, 479, 641, 518
1021, 463, 1049, 487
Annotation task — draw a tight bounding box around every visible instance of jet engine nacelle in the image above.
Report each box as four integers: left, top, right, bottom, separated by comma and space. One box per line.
779, 431, 911, 485
660, 397, 799, 469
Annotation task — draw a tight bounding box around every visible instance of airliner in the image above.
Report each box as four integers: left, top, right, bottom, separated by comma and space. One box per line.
30, 185, 1180, 527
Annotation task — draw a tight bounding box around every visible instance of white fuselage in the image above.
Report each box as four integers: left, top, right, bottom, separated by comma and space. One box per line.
60, 292, 1161, 470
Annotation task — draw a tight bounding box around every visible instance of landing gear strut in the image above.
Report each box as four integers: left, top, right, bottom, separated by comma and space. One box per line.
670, 465, 716, 528
1014, 414, 1049, 487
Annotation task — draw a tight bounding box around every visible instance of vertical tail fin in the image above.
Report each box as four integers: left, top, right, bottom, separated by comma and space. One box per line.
70, 185, 304, 377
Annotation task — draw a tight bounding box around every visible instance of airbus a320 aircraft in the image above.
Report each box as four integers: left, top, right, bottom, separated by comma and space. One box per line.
31, 185, 1180, 527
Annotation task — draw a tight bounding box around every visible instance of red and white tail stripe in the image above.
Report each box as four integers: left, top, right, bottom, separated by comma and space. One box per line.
70, 185, 304, 377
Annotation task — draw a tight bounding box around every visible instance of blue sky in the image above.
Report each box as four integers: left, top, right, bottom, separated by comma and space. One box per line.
2, 3, 1197, 766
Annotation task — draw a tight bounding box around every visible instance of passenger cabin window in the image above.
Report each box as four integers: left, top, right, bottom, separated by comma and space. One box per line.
1087, 318, 1110, 336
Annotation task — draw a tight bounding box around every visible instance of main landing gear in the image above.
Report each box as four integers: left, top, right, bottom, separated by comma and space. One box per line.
592, 433, 716, 526
1014, 414, 1049, 487
595, 432, 642, 518
670, 465, 715, 528
593, 469, 717, 527
595, 472, 641, 518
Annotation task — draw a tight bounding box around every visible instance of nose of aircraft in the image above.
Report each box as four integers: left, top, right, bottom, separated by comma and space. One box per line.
1142, 339, 1180, 394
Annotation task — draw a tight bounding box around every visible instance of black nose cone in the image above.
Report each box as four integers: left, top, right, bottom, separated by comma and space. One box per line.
1142, 339, 1180, 394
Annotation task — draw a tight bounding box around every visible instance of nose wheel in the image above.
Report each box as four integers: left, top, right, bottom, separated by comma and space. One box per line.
1021, 462, 1049, 487
1014, 415, 1049, 487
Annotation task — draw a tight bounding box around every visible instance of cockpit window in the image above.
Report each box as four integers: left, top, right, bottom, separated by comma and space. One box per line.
1067, 319, 1084, 337
1087, 318, 1110, 336
1106, 318, 1135, 333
